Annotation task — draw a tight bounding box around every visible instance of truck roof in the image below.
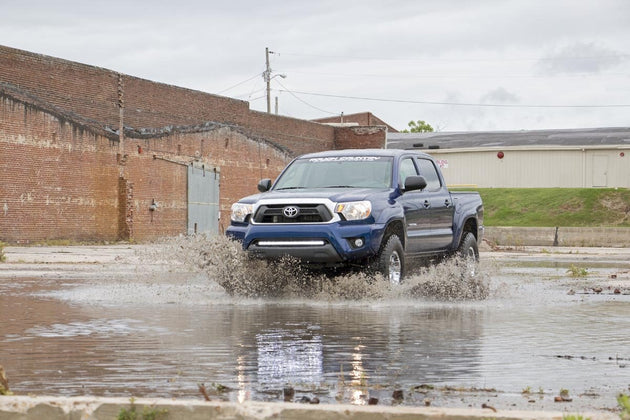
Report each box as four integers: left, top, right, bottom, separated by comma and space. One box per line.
297, 148, 432, 160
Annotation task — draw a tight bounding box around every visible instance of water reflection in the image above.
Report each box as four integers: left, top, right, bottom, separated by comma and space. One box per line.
225, 304, 485, 401
256, 329, 324, 387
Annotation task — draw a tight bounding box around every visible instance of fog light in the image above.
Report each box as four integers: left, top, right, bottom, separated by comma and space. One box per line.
354, 238, 364, 247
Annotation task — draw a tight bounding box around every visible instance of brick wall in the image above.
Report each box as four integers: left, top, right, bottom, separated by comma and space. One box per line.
0, 45, 340, 156
0, 45, 386, 243
0, 95, 291, 242
334, 126, 388, 150
1, 97, 120, 242
314, 112, 399, 133
124, 128, 289, 234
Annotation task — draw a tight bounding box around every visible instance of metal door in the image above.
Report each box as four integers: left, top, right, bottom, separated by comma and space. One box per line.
188, 165, 220, 235
592, 155, 608, 187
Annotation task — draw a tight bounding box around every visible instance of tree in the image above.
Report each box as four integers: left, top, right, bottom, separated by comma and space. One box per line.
401, 120, 434, 133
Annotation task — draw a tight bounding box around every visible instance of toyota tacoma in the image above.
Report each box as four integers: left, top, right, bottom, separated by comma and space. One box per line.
226, 149, 484, 283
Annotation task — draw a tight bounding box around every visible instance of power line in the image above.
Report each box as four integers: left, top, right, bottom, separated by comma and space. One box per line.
216, 72, 263, 95
273, 80, 338, 115
232, 87, 267, 100
278, 90, 630, 109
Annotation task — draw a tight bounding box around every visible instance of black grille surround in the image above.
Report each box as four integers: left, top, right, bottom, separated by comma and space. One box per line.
253, 204, 333, 223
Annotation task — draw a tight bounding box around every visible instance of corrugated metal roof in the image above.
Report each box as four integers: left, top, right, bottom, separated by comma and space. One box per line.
387, 127, 630, 150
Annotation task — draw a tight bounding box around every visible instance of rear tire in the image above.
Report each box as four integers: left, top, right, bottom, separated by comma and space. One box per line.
372, 234, 405, 284
456, 232, 479, 277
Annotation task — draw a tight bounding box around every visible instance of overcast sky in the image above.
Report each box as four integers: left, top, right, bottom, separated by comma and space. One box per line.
2, 0, 629, 132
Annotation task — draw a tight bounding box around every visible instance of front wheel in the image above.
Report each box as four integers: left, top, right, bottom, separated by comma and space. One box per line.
371, 234, 405, 285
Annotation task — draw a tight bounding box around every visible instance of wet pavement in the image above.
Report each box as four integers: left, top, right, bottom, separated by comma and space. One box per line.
0, 243, 629, 416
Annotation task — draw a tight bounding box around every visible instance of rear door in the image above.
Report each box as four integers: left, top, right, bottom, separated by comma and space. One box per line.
416, 157, 454, 250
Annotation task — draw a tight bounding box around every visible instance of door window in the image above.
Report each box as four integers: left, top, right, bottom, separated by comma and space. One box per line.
417, 159, 442, 191
398, 158, 419, 187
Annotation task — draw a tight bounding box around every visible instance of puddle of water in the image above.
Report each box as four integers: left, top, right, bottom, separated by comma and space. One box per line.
0, 237, 629, 412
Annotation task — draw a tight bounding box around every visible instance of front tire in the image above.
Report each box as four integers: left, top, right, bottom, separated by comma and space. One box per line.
372, 234, 405, 284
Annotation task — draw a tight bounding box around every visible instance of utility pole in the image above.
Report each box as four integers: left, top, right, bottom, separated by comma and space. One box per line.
265, 47, 271, 113
263, 48, 286, 114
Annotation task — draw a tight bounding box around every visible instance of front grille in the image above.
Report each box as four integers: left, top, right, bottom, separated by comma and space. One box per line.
253, 204, 333, 223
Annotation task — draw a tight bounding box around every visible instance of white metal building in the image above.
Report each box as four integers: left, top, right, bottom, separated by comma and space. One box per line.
387, 127, 630, 188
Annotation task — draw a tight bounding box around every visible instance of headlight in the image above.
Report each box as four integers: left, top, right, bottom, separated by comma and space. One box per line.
231, 203, 253, 223
335, 201, 371, 221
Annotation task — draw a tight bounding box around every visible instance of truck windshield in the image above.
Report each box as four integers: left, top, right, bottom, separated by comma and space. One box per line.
274, 156, 393, 190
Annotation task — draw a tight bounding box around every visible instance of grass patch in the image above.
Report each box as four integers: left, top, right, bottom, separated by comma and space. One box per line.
117, 398, 168, 420
619, 393, 630, 420
462, 188, 630, 227
566, 265, 589, 277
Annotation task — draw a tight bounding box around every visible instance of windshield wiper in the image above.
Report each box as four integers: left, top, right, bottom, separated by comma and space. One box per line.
323, 185, 355, 188
275, 187, 305, 190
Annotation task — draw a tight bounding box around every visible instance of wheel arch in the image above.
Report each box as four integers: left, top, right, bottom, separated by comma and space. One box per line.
455, 217, 478, 248
382, 219, 405, 249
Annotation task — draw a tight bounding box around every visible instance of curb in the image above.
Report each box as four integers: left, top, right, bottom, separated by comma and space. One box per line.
0, 396, 619, 420
484, 226, 630, 248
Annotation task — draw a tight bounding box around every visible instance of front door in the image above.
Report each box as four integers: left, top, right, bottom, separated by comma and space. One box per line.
399, 157, 435, 253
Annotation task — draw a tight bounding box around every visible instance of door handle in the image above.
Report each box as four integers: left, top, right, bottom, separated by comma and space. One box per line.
423, 200, 430, 208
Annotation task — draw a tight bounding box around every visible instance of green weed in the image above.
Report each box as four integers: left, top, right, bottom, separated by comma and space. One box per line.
117, 398, 168, 420
566, 265, 589, 277
0, 364, 11, 395
619, 393, 630, 420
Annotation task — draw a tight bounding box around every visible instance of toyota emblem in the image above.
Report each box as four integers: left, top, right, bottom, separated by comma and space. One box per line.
283, 206, 299, 218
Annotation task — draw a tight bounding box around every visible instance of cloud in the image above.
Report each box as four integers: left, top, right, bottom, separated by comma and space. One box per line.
536, 42, 628, 75
479, 87, 520, 104
2, 0, 630, 131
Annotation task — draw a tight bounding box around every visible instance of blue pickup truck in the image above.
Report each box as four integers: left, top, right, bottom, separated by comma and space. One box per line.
226, 149, 484, 283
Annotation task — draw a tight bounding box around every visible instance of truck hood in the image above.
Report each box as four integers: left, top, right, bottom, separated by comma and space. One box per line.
237, 188, 391, 204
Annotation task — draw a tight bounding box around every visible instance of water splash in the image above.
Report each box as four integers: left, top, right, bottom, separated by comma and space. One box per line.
160, 235, 490, 301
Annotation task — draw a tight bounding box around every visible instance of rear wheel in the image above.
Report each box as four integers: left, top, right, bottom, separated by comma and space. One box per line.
456, 232, 479, 276
371, 234, 405, 284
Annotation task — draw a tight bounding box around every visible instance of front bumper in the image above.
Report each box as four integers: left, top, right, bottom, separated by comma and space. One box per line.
226, 222, 386, 264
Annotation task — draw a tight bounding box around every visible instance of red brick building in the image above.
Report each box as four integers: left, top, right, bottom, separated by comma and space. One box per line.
0, 45, 386, 243
313, 112, 398, 133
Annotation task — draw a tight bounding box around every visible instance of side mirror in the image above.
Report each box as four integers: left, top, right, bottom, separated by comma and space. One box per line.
404, 175, 427, 192
257, 178, 272, 192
